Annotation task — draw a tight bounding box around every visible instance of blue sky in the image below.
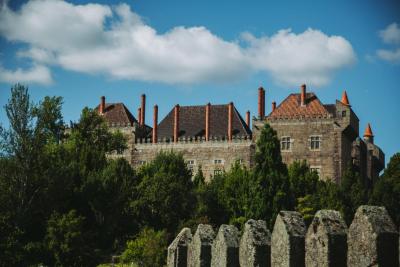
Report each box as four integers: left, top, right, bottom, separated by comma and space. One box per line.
0, 0, 399, 163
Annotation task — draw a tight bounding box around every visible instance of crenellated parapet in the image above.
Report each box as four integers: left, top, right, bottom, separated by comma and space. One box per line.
134, 135, 252, 145
167, 206, 399, 267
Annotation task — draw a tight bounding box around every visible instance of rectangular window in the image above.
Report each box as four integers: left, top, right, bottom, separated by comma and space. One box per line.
214, 159, 223, 164
281, 136, 291, 151
214, 169, 223, 176
310, 136, 321, 150
342, 110, 346, 117
186, 160, 195, 165
310, 166, 321, 177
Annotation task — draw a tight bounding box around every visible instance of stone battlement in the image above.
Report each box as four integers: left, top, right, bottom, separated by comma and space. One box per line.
134, 135, 252, 145
167, 205, 399, 267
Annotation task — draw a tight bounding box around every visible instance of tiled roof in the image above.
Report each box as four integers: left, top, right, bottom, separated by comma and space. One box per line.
157, 104, 252, 139
268, 93, 333, 119
97, 103, 138, 126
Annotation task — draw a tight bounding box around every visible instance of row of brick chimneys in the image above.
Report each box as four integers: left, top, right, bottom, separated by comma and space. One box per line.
100, 84, 375, 145
258, 86, 277, 118
170, 102, 236, 143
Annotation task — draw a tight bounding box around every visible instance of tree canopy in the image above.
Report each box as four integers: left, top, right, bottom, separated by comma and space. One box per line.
1, 84, 398, 266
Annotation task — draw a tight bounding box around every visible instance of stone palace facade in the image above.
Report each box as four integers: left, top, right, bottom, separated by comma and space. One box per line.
97, 84, 384, 183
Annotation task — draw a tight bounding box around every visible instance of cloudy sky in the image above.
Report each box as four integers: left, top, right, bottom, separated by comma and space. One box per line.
0, 0, 399, 161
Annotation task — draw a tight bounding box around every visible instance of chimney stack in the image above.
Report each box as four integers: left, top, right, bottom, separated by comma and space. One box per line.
174, 104, 180, 143
137, 107, 142, 125
153, 105, 158, 143
140, 94, 146, 126
258, 87, 265, 118
205, 103, 211, 141
99, 96, 105, 114
272, 101, 276, 112
245, 110, 250, 128
300, 84, 306, 106
228, 102, 233, 141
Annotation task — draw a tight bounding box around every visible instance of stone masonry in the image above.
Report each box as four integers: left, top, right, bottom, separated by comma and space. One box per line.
99, 84, 384, 183
168, 206, 399, 267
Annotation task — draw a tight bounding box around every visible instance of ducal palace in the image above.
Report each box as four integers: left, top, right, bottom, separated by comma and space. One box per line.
97, 84, 384, 183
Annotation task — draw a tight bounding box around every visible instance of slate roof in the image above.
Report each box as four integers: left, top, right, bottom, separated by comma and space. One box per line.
96, 103, 138, 126
268, 93, 334, 119
157, 104, 252, 139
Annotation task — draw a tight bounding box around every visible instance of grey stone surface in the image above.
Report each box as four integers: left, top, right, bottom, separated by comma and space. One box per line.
188, 224, 215, 267
347, 205, 399, 267
239, 219, 271, 267
211, 224, 240, 267
167, 227, 192, 267
271, 211, 306, 267
132, 140, 254, 181
305, 210, 347, 267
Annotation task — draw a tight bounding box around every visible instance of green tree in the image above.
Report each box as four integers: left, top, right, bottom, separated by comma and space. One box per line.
340, 165, 369, 223
121, 227, 167, 267
370, 153, 400, 225
45, 210, 89, 266
288, 160, 319, 199
132, 151, 195, 233
250, 123, 291, 227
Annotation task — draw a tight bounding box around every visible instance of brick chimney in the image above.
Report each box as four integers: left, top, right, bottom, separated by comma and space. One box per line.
99, 96, 105, 114
174, 104, 180, 143
272, 101, 276, 112
153, 105, 158, 143
228, 102, 233, 141
258, 87, 265, 118
205, 103, 211, 141
140, 94, 146, 126
245, 110, 250, 128
137, 107, 141, 125
300, 84, 306, 106
364, 123, 374, 144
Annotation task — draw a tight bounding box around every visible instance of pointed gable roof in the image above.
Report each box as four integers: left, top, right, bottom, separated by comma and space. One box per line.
157, 104, 251, 139
268, 93, 332, 119
96, 103, 138, 126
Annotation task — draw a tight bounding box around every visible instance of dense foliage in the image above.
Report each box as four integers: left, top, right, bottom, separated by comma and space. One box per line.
0, 84, 399, 266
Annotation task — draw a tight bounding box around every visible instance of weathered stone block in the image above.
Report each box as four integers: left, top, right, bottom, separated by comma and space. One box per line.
347, 205, 399, 267
305, 210, 347, 267
188, 224, 215, 267
239, 219, 271, 267
271, 211, 306, 267
211, 224, 240, 267
167, 228, 192, 267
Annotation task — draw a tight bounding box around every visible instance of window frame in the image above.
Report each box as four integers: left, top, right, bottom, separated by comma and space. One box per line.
309, 135, 322, 151
310, 166, 321, 177
280, 136, 292, 151
213, 159, 223, 165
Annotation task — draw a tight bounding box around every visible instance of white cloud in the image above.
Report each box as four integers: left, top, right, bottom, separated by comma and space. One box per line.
376, 48, 400, 63
244, 29, 356, 86
379, 23, 400, 45
0, 64, 53, 85
375, 22, 400, 64
0, 0, 356, 87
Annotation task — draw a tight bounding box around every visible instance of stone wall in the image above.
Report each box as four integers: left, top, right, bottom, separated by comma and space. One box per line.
168, 206, 399, 267
132, 138, 254, 181
258, 117, 342, 181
